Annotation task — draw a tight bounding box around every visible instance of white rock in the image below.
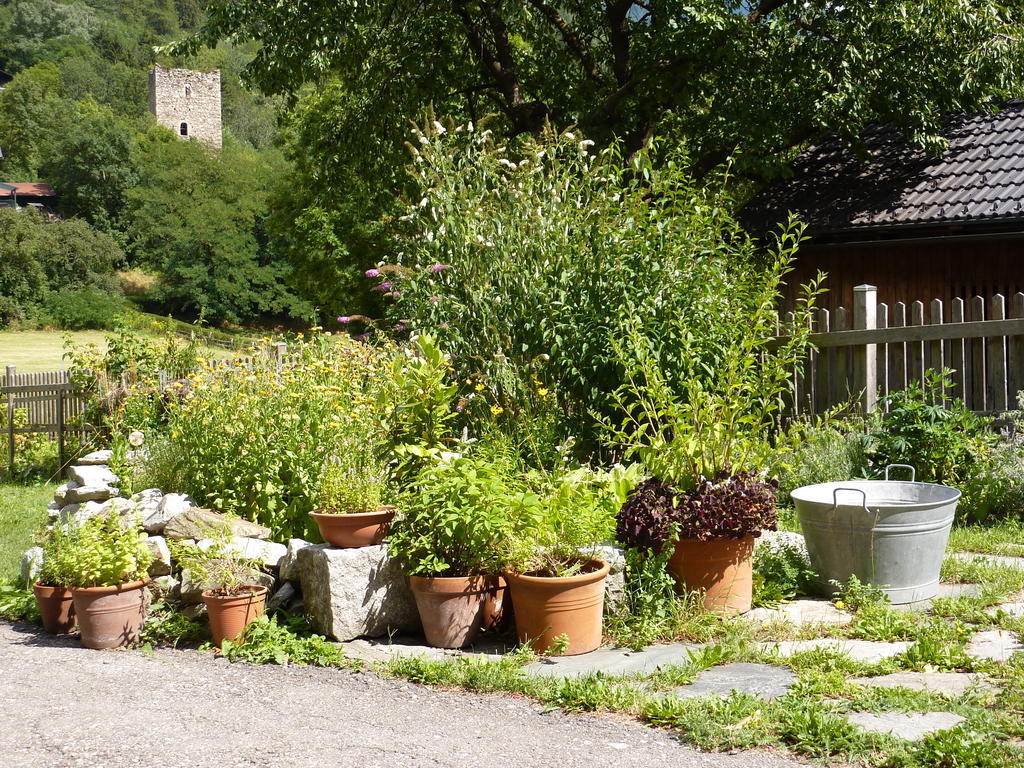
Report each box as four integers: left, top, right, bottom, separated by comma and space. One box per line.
759, 638, 911, 664
76, 450, 113, 465
59, 500, 105, 526
68, 464, 119, 488
46, 501, 60, 522
851, 672, 993, 697
98, 497, 137, 519
178, 566, 274, 605
20, 547, 43, 587
143, 492, 194, 534
196, 536, 287, 568
966, 630, 1024, 662
298, 544, 419, 641
278, 538, 313, 581
149, 575, 181, 601
144, 535, 173, 577
64, 484, 119, 504
846, 711, 965, 741
755, 530, 809, 558
745, 600, 853, 626
53, 481, 79, 506
131, 488, 163, 504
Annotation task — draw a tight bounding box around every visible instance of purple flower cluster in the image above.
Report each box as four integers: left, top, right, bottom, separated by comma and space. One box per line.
616, 472, 777, 551
429, 263, 451, 272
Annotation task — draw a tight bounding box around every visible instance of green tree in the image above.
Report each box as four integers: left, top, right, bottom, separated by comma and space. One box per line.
0, 61, 71, 178
125, 129, 310, 324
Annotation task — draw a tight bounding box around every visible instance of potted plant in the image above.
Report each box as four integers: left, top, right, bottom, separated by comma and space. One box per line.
309, 448, 396, 548
61, 511, 153, 649
503, 467, 624, 656
173, 538, 268, 647
32, 525, 76, 635
388, 452, 532, 648
603, 266, 821, 614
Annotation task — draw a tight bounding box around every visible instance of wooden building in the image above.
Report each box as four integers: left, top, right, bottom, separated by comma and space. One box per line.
744, 101, 1024, 318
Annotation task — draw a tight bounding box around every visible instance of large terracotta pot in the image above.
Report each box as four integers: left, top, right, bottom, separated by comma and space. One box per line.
409, 574, 496, 648
202, 585, 269, 647
506, 559, 609, 656
309, 506, 396, 548
33, 583, 76, 635
71, 579, 148, 649
482, 575, 511, 631
668, 535, 755, 615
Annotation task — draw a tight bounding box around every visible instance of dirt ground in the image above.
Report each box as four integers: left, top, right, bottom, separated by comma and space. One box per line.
0, 621, 805, 768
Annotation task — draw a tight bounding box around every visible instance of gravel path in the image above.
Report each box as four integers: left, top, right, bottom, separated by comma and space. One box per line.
0, 621, 805, 768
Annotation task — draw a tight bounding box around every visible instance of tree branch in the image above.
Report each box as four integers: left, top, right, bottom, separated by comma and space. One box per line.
526, 0, 601, 81
748, 0, 795, 24
605, 1, 633, 87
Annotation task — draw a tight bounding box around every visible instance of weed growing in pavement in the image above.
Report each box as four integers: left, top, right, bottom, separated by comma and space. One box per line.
899, 618, 974, 671
141, 600, 207, 647
941, 557, 1024, 599
0, 581, 39, 622
216, 614, 357, 668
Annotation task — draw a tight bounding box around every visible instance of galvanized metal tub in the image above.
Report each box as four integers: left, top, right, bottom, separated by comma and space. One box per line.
791, 465, 961, 604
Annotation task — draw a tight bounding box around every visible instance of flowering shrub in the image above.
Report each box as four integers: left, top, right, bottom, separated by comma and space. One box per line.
140, 334, 396, 540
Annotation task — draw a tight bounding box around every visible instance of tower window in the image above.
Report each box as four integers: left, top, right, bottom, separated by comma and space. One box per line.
179, 122, 189, 137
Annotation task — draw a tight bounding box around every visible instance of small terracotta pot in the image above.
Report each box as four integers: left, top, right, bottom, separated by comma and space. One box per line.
309, 506, 396, 548
71, 579, 148, 649
668, 535, 755, 615
409, 574, 495, 648
33, 583, 76, 635
202, 585, 269, 648
506, 559, 609, 656
482, 575, 511, 631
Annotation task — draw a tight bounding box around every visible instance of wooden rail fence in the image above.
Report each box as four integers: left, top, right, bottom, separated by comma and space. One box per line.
1, 367, 92, 472
782, 285, 1024, 415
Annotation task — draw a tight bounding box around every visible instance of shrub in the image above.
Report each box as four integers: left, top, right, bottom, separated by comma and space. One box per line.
140, 334, 395, 540
752, 541, 817, 607
771, 418, 872, 507
43, 287, 129, 330
53, 512, 152, 588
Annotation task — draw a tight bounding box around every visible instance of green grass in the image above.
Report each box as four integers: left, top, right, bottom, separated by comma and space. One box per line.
0, 483, 54, 582
949, 520, 1024, 558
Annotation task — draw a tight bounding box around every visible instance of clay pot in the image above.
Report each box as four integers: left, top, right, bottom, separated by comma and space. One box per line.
668, 535, 755, 615
482, 575, 511, 631
71, 579, 148, 649
202, 585, 269, 647
309, 506, 396, 548
506, 559, 609, 656
408, 574, 496, 648
33, 583, 76, 635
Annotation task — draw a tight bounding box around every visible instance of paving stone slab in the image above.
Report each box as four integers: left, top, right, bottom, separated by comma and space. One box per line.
966, 630, 1024, 662
951, 552, 1024, 571
758, 639, 911, 664
987, 602, 1024, 618
744, 599, 853, 626
523, 642, 703, 679
850, 672, 993, 697
668, 663, 795, 701
888, 582, 984, 613
341, 636, 511, 665
846, 711, 965, 741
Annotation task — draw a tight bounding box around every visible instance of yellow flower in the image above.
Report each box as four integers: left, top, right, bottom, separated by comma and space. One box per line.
537, 387, 549, 397
475, 383, 485, 392
490, 405, 503, 416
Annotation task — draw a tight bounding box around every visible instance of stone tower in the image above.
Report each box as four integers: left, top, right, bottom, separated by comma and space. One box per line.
148, 65, 222, 149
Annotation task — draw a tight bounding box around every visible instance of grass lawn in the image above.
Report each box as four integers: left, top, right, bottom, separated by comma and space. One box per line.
0, 483, 53, 583
0, 329, 237, 373
949, 518, 1024, 557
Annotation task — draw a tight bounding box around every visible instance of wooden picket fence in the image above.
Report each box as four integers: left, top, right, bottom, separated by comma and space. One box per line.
783, 285, 1024, 415
1, 367, 93, 472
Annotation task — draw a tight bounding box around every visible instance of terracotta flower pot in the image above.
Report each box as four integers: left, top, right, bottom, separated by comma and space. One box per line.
409, 574, 496, 648
506, 559, 609, 656
309, 506, 396, 548
202, 585, 269, 648
668, 535, 755, 615
482, 575, 511, 631
33, 583, 76, 635
71, 579, 148, 649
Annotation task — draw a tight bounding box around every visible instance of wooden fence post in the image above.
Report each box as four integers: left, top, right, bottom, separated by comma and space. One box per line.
275, 342, 287, 370
5, 365, 15, 474
853, 285, 878, 413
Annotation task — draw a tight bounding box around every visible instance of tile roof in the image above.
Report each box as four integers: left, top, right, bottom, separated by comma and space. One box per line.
743, 101, 1024, 236
0, 182, 56, 197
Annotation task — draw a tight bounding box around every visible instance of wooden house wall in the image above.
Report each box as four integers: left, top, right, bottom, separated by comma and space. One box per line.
781, 238, 1024, 318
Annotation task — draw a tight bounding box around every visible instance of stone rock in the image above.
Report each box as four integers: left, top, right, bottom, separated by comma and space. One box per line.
266, 582, 296, 614
279, 538, 313, 581
966, 630, 1024, 662
76, 450, 113, 466
179, 566, 274, 605
755, 530, 809, 558
298, 544, 419, 641
668, 663, 795, 701
46, 501, 60, 522
64, 484, 119, 504
851, 672, 993, 698
605, 570, 627, 612
181, 602, 208, 621
744, 599, 853, 626
143, 493, 194, 534
594, 544, 626, 573
68, 464, 119, 488
163, 508, 270, 541
20, 547, 43, 587
53, 481, 79, 506
196, 536, 287, 568
524, 642, 702, 679
58, 500, 105, 526
98, 496, 137, 518
131, 488, 164, 504
149, 575, 181, 601
987, 601, 1024, 618
846, 711, 966, 741
144, 535, 173, 577
758, 638, 911, 664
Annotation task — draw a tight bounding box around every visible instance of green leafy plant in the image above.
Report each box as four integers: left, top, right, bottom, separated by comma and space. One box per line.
141, 600, 207, 647
218, 614, 354, 667
0, 581, 40, 622
830, 575, 889, 613
55, 512, 152, 588
170, 536, 263, 596
388, 451, 541, 576
752, 541, 817, 607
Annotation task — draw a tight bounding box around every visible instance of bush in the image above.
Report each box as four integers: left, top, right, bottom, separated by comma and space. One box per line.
51, 512, 151, 588
43, 287, 129, 330
771, 418, 871, 507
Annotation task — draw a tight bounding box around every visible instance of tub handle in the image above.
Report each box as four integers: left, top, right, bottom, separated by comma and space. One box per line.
832, 487, 868, 513
884, 464, 916, 482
